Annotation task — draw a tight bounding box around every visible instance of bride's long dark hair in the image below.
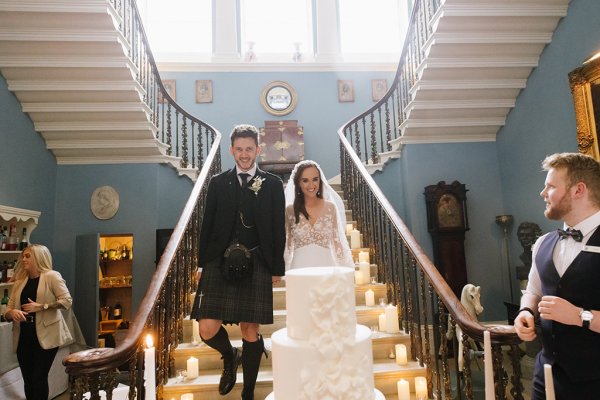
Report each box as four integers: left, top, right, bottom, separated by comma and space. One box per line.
293, 161, 324, 224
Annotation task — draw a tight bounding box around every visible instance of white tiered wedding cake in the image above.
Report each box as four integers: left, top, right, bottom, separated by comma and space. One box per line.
266, 266, 384, 400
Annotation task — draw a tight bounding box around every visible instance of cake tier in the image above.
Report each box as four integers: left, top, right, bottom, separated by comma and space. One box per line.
285, 266, 357, 341
271, 325, 374, 400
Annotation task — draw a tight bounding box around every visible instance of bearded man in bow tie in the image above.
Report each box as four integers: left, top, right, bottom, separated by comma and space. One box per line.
514, 152, 600, 399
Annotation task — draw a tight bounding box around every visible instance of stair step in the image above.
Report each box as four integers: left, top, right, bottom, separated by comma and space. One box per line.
173, 331, 411, 371
162, 359, 426, 399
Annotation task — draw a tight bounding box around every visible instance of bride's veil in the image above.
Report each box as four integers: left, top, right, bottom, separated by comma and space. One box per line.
284, 160, 348, 243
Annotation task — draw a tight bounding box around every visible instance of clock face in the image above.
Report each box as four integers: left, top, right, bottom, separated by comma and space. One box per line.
90, 186, 119, 220
436, 194, 463, 228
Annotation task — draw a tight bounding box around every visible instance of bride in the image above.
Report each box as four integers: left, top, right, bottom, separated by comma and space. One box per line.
284, 160, 354, 269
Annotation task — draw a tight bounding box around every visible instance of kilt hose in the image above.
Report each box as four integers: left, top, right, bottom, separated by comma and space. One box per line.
191, 251, 274, 325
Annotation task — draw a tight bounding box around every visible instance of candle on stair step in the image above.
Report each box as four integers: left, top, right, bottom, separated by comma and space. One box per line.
181, 394, 194, 400
415, 376, 427, 399
346, 223, 353, 236
395, 344, 408, 365
350, 229, 361, 249
385, 304, 400, 333
365, 289, 375, 306
359, 261, 370, 285
187, 356, 199, 380
191, 319, 200, 344
358, 251, 370, 264
397, 379, 410, 400
378, 313, 386, 331
354, 271, 362, 285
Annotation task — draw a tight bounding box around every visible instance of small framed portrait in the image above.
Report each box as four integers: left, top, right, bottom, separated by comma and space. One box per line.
159, 79, 176, 103
371, 79, 388, 102
196, 80, 213, 103
337, 80, 354, 103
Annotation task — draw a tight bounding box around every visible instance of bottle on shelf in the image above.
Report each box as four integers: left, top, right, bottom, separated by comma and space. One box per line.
7, 224, 18, 251
6, 260, 15, 282
0, 289, 9, 322
0, 226, 5, 251
112, 300, 122, 319
1, 261, 8, 283
18, 227, 28, 250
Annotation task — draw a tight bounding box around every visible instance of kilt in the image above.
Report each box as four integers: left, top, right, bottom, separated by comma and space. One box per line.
190, 251, 274, 324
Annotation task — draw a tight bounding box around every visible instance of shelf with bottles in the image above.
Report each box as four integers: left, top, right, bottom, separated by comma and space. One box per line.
0, 205, 40, 253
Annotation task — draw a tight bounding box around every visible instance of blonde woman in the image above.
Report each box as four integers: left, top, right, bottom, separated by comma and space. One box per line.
4, 244, 73, 400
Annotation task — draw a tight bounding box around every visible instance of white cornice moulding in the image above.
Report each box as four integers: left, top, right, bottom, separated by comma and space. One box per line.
156, 61, 398, 73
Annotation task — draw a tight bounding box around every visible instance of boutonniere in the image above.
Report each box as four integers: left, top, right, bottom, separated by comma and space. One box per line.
249, 176, 266, 196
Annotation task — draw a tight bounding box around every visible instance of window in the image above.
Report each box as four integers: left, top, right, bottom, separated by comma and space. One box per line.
136, 0, 212, 58
339, 0, 408, 60
240, 0, 313, 60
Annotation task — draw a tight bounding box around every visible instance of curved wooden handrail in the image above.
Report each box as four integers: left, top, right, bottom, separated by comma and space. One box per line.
337, 129, 519, 345
64, 128, 221, 375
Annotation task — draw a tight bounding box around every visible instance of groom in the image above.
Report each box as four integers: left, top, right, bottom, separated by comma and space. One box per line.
191, 124, 285, 399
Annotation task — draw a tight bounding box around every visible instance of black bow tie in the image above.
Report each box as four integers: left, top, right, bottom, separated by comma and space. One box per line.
558, 228, 583, 242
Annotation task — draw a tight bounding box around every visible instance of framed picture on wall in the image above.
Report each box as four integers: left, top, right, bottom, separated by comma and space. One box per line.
159, 79, 176, 103
371, 79, 388, 102
196, 80, 213, 103
337, 80, 354, 102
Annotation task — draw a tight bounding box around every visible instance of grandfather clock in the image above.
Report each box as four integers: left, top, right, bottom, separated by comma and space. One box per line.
424, 181, 469, 297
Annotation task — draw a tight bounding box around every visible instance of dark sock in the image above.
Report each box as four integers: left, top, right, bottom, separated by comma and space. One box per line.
241, 335, 264, 398
201, 325, 233, 358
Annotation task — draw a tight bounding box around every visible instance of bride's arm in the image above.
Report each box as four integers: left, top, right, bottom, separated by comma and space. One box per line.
328, 203, 355, 267
284, 206, 294, 270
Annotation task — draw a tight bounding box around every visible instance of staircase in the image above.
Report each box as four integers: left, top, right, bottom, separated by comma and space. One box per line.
356, 0, 571, 174
163, 184, 425, 400
0, 0, 186, 171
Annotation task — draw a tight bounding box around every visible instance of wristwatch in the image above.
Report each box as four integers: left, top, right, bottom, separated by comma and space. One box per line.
580, 309, 593, 329
42, 303, 49, 310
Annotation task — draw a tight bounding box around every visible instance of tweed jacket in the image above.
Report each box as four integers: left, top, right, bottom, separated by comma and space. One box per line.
6, 270, 73, 351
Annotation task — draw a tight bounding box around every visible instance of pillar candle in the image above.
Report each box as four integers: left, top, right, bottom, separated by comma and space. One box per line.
191, 319, 200, 344
397, 379, 410, 400
181, 394, 194, 400
378, 313, 386, 331
346, 223, 353, 235
415, 376, 427, 399
358, 251, 370, 263
395, 344, 408, 365
359, 261, 370, 285
484, 330, 494, 400
365, 289, 375, 306
187, 356, 199, 380
544, 364, 556, 400
354, 271, 362, 285
385, 304, 400, 333
144, 335, 156, 400
350, 229, 361, 249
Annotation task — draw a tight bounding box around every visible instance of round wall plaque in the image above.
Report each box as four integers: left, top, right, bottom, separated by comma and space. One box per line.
91, 186, 120, 220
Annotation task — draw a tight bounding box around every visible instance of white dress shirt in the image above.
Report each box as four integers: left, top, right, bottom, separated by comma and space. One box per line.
524, 210, 600, 301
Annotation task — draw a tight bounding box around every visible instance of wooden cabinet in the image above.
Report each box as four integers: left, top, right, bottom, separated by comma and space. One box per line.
0, 205, 41, 293
75, 233, 133, 347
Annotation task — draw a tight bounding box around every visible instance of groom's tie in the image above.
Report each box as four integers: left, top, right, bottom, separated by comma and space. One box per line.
239, 173, 250, 187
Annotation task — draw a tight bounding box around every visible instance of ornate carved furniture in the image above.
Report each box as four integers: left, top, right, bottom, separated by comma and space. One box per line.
258, 120, 304, 179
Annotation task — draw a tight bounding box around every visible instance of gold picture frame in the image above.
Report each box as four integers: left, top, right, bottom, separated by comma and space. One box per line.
568, 52, 600, 160
260, 81, 298, 116
196, 80, 213, 103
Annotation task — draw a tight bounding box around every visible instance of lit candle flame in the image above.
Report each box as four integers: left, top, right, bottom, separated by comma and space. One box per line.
146, 334, 154, 348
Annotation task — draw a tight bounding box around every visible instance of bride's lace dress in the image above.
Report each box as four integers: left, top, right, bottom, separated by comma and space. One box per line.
285, 201, 354, 269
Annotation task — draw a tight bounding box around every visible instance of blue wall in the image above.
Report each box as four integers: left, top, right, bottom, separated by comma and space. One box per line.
158, 70, 395, 179
0, 75, 57, 257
